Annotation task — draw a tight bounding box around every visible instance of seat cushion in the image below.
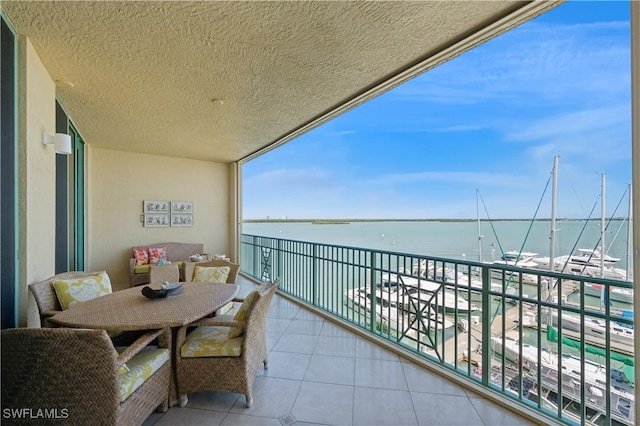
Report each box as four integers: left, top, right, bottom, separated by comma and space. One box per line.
134, 264, 150, 274
193, 265, 230, 283
181, 326, 243, 358
118, 347, 170, 402
135, 262, 183, 274
52, 271, 112, 310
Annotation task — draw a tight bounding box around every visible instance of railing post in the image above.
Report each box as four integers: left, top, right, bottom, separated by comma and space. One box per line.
369, 251, 376, 334
252, 236, 257, 279
312, 243, 318, 306
277, 238, 283, 283
481, 264, 491, 387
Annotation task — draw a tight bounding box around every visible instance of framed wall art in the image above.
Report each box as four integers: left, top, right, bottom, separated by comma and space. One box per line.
171, 214, 193, 227
144, 214, 170, 227
144, 200, 170, 214
171, 201, 193, 214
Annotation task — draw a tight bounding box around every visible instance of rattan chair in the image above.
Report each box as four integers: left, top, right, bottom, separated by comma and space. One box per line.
29, 270, 107, 327
175, 279, 279, 407
1, 327, 171, 426
183, 259, 240, 284
184, 259, 241, 315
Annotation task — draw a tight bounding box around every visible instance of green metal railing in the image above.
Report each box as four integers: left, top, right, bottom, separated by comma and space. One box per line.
241, 234, 635, 426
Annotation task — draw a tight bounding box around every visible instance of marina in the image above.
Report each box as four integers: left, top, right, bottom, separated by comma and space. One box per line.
244, 210, 634, 426
341, 257, 634, 426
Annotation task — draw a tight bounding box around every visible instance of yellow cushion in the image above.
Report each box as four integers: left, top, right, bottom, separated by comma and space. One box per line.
228, 291, 258, 338
193, 265, 230, 283
52, 272, 112, 310
175, 261, 184, 269
216, 301, 234, 316
181, 326, 243, 358
134, 265, 150, 274
118, 347, 170, 402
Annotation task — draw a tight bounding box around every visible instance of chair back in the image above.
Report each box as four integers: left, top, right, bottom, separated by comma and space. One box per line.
29, 271, 107, 326
1, 328, 120, 424
185, 259, 240, 283
243, 279, 279, 346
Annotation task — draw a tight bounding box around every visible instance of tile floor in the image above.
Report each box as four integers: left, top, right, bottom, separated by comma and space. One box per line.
143, 291, 535, 426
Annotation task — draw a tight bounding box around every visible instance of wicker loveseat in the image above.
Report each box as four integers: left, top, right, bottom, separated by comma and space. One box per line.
129, 242, 204, 287
1, 327, 171, 426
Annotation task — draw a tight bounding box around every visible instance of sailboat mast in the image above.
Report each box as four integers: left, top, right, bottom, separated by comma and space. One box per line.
600, 173, 606, 309
546, 155, 559, 319
476, 189, 482, 262
549, 156, 559, 273
626, 184, 633, 281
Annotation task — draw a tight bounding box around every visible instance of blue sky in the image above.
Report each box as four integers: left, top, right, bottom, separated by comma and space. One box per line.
243, 2, 631, 220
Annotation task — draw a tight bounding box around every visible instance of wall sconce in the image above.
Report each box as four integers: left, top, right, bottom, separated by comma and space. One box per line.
43, 133, 72, 155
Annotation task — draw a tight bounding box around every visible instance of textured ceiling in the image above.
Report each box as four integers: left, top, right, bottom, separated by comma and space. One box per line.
3, 1, 553, 163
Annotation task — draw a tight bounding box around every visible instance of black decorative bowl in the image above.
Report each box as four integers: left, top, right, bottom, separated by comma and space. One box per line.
141, 283, 184, 299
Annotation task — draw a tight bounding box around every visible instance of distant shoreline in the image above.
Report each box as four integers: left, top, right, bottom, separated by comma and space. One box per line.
243, 217, 627, 223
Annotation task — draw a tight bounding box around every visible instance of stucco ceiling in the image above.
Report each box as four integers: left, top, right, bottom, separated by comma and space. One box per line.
3, 1, 558, 163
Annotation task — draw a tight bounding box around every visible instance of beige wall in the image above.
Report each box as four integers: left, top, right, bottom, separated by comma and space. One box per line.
18, 38, 57, 326
13, 36, 234, 324
88, 148, 230, 288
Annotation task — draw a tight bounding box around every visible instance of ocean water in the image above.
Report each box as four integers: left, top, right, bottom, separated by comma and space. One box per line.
243, 219, 632, 271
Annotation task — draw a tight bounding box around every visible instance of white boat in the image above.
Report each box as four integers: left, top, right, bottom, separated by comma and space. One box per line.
551, 311, 634, 347
491, 337, 635, 426
582, 283, 633, 304
488, 251, 548, 285
409, 259, 486, 291
384, 273, 479, 314
536, 248, 629, 281
343, 285, 455, 333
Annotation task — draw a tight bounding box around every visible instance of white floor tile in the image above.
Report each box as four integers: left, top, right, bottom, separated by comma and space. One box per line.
313, 335, 356, 357
304, 355, 355, 386
292, 381, 354, 425
401, 362, 467, 396
355, 358, 408, 390
266, 332, 282, 351
153, 407, 227, 425
221, 413, 282, 425
353, 387, 417, 425
285, 319, 325, 335
411, 392, 483, 425
229, 376, 301, 419
263, 351, 311, 380
320, 321, 355, 338
185, 391, 241, 412
355, 337, 401, 361
269, 307, 300, 320
469, 397, 536, 426
266, 318, 292, 333
293, 309, 324, 321
273, 333, 319, 354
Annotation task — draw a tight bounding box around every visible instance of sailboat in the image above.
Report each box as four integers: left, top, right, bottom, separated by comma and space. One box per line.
491, 330, 635, 426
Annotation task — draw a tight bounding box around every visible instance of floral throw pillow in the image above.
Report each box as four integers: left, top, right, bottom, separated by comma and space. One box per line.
193, 266, 230, 283
53, 271, 113, 310
148, 247, 167, 265
133, 248, 149, 266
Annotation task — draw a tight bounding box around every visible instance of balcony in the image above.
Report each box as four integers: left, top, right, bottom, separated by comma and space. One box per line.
144, 274, 533, 426
216, 234, 633, 426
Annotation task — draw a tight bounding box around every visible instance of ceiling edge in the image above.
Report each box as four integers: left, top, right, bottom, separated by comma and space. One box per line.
240, 0, 564, 165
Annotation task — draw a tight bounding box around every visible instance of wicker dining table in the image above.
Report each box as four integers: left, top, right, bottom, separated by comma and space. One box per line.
49, 282, 239, 407
49, 282, 239, 331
